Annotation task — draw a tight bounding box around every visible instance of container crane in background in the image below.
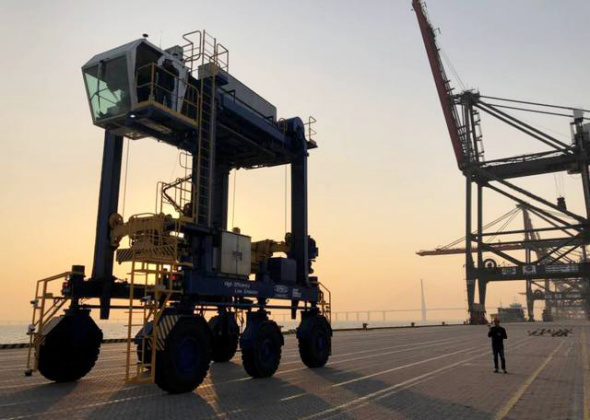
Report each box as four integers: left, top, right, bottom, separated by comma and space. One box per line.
417, 204, 588, 321
413, 1, 590, 323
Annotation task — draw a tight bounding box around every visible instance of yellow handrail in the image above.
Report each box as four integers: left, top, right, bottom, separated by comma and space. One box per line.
135, 63, 200, 123
311, 280, 331, 324
26, 272, 70, 374
181, 30, 229, 74
305, 116, 317, 141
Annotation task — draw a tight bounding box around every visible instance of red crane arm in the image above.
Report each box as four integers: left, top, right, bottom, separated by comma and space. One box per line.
412, 0, 468, 168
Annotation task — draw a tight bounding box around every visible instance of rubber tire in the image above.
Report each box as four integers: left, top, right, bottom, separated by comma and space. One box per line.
242, 321, 283, 378
37, 314, 103, 382
154, 316, 212, 394
211, 334, 239, 363
298, 316, 331, 368
209, 315, 239, 363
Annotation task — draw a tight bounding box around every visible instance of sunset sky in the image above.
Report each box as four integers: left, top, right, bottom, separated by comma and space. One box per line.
1, 0, 589, 322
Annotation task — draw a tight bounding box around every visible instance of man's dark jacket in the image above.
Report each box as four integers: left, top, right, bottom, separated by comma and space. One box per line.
488, 325, 507, 348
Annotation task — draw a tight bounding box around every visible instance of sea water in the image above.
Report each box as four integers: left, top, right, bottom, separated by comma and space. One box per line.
0, 318, 464, 345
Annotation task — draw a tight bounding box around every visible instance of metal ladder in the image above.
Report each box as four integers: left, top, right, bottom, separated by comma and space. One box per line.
472, 109, 485, 161
180, 30, 229, 227
125, 261, 181, 383
120, 215, 186, 383
194, 73, 216, 226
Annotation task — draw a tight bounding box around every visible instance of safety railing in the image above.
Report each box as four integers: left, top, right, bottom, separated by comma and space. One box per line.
25, 272, 70, 375
115, 214, 184, 264
305, 116, 317, 142
317, 281, 332, 324
181, 30, 229, 74
135, 63, 200, 124
156, 175, 194, 221
278, 116, 318, 142
179, 151, 192, 172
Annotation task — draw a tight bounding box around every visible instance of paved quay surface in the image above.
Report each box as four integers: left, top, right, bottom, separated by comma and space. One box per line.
0, 322, 588, 419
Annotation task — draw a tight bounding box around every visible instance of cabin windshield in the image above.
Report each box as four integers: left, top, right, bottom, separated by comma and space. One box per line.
84, 56, 131, 122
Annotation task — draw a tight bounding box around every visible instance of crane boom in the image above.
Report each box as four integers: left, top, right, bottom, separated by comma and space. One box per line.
417, 243, 523, 256
416, 238, 584, 257
412, 0, 470, 168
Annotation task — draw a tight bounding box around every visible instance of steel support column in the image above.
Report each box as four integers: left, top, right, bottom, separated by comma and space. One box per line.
290, 143, 309, 288
91, 131, 124, 319
477, 184, 487, 310
211, 164, 230, 230
465, 174, 476, 321
575, 118, 590, 319
528, 278, 537, 322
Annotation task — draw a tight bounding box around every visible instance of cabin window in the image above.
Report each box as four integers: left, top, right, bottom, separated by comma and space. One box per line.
84, 56, 130, 122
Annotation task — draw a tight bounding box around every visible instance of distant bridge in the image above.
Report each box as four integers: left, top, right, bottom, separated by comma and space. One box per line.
272, 307, 466, 322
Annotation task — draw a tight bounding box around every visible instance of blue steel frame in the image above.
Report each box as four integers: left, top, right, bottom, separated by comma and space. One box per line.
75, 75, 320, 319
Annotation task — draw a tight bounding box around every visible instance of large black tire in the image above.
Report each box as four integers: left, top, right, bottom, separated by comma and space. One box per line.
298, 315, 331, 368
155, 316, 212, 394
209, 314, 239, 363
37, 312, 103, 382
242, 321, 283, 378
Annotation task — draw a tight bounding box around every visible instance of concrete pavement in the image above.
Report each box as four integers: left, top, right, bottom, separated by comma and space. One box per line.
0, 322, 588, 419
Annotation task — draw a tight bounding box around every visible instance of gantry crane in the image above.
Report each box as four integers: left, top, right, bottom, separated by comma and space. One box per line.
413, 1, 590, 323
25, 31, 331, 393
417, 203, 588, 321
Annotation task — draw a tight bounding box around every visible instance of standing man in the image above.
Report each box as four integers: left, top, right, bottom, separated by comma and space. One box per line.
488, 316, 508, 373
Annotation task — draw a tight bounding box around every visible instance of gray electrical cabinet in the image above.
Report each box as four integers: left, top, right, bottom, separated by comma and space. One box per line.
219, 231, 251, 277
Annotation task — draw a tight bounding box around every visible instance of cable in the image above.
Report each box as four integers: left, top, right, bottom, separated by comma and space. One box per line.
485, 210, 520, 244
478, 102, 589, 151
479, 95, 590, 113
483, 103, 590, 121
440, 207, 521, 249
440, 47, 466, 91
476, 101, 571, 151
553, 173, 565, 199
170, 151, 181, 180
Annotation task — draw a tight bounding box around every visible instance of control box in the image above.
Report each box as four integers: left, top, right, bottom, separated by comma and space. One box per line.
219, 231, 251, 277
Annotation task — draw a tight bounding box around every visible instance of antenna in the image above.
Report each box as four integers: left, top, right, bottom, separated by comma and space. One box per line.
420, 279, 427, 322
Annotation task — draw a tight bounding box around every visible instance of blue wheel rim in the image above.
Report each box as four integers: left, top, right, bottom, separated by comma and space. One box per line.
176, 336, 200, 374
260, 338, 274, 363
